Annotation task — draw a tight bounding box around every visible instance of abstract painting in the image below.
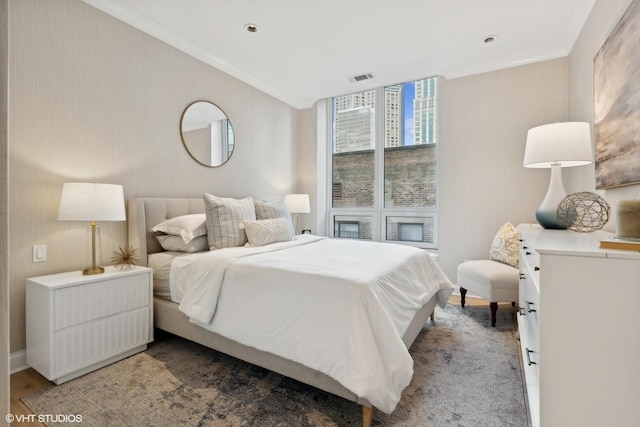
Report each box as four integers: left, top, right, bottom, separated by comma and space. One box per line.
594, 0, 640, 189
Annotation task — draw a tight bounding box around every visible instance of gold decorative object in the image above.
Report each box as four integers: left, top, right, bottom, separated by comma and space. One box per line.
557, 192, 610, 232
111, 244, 139, 270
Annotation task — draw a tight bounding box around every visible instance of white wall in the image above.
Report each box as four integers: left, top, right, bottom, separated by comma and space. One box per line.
568, 0, 639, 226
8, 0, 300, 353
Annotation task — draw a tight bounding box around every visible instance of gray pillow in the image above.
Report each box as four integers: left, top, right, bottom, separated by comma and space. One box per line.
254, 200, 294, 233
204, 193, 256, 249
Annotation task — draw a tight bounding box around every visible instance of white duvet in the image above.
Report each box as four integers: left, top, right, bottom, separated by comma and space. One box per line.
170, 235, 453, 413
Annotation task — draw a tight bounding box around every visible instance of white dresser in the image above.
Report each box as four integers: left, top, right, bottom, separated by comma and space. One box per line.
517, 224, 640, 427
26, 265, 153, 384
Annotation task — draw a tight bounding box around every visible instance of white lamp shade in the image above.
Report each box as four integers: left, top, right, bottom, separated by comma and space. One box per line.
58, 183, 126, 221
523, 122, 593, 168
284, 194, 310, 214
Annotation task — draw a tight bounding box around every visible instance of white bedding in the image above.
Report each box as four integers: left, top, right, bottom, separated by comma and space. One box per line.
148, 251, 193, 300
168, 235, 453, 413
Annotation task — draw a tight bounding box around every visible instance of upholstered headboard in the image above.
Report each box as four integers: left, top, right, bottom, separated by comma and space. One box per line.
127, 197, 205, 266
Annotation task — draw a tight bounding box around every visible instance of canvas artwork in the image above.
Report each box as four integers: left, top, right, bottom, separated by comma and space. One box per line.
593, 0, 640, 189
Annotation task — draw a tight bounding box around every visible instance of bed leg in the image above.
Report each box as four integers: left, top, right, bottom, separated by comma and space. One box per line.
430, 310, 435, 321
362, 405, 373, 427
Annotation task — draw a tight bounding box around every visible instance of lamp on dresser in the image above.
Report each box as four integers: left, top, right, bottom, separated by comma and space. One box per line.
285, 193, 310, 235
523, 122, 593, 229
58, 183, 126, 275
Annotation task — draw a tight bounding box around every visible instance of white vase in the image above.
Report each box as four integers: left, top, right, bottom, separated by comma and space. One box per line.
535, 163, 570, 229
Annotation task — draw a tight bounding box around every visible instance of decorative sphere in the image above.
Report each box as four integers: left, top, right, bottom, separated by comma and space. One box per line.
557, 192, 610, 232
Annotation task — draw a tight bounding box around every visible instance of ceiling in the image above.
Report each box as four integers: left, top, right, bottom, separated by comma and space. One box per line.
82, 0, 597, 109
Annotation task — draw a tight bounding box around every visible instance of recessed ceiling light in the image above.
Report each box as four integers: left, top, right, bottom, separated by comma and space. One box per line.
245, 23, 259, 33
483, 35, 497, 44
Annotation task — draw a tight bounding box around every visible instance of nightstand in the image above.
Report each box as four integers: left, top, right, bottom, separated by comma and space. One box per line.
26, 265, 153, 384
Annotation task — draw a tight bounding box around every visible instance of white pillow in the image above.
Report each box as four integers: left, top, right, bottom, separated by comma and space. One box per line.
156, 235, 208, 253
150, 214, 207, 243
243, 217, 294, 247
489, 222, 520, 268
204, 194, 256, 249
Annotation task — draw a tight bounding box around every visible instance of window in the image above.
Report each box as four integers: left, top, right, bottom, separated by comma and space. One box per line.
398, 223, 423, 242
334, 220, 361, 239
329, 77, 438, 249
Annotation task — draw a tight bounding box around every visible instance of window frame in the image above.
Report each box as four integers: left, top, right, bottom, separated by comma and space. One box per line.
326, 77, 439, 250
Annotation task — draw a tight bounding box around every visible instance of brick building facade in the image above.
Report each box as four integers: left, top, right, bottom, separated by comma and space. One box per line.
332, 144, 437, 241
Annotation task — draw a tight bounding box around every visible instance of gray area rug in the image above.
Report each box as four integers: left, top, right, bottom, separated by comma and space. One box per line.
23, 304, 527, 426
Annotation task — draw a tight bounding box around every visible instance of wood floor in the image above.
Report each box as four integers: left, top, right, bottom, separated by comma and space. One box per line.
9, 294, 510, 426
9, 368, 52, 427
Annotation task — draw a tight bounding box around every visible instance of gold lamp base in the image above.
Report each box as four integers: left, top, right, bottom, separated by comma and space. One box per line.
83, 221, 105, 275
83, 266, 105, 275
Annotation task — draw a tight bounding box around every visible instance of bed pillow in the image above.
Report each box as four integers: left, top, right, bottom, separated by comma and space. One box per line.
254, 199, 294, 232
489, 222, 520, 268
156, 235, 208, 253
204, 193, 256, 249
243, 217, 294, 247
150, 214, 207, 243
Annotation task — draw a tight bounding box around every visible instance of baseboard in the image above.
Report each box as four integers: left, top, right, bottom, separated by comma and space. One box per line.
10, 350, 29, 374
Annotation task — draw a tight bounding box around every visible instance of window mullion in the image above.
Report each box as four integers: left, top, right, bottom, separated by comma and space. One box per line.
374, 87, 385, 242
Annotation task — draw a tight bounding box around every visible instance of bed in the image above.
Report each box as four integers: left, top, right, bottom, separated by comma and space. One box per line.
128, 196, 454, 426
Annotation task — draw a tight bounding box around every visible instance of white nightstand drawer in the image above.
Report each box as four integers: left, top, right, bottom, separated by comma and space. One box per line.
54, 273, 150, 330
54, 307, 150, 375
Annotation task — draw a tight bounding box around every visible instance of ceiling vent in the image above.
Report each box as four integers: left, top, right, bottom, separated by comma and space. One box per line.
349, 72, 375, 83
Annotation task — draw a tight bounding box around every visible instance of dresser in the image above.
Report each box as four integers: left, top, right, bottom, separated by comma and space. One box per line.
517, 224, 640, 427
26, 266, 153, 384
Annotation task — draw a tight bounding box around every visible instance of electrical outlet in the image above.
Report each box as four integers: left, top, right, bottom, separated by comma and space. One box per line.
33, 245, 47, 263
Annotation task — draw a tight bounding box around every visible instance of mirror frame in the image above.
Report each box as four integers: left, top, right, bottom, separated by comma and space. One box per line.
180, 100, 235, 168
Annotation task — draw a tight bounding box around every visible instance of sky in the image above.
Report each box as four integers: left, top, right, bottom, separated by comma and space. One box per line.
403, 82, 415, 144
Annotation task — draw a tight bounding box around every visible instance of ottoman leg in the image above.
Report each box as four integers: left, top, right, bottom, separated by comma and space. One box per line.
490, 302, 498, 327
460, 287, 467, 308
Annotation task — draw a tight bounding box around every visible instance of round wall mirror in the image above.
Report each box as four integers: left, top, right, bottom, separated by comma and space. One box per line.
180, 101, 235, 167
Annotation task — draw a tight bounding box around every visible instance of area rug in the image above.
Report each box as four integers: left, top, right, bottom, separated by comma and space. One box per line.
23, 304, 527, 426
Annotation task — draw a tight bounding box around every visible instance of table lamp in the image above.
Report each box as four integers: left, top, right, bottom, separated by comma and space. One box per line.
285, 194, 310, 235
58, 183, 126, 274
523, 122, 593, 229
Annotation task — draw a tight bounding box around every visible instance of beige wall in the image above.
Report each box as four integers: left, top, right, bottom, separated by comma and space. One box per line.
438, 58, 569, 281
1, 0, 9, 421
295, 105, 319, 233
568, 0, 639, 227
8, 0, 300, 352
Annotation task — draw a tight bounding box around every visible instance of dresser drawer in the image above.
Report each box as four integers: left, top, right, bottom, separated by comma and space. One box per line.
54, 272, 150, 330
520, 248, 540, 286
522, 273, 540, 316
521, 272, 539, 356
